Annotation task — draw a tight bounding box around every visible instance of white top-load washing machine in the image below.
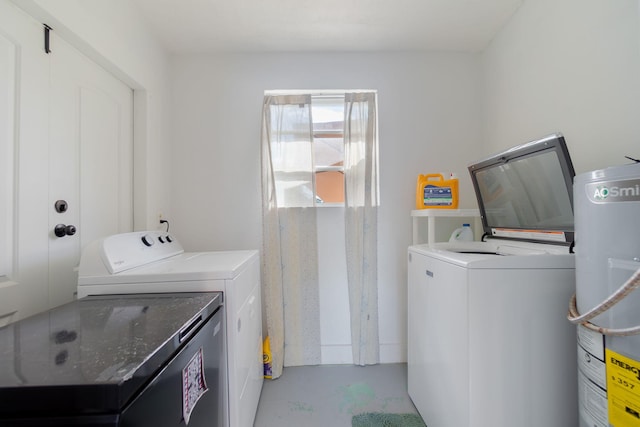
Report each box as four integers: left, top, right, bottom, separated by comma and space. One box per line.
408, 133, 578, 427
77, 231, 262, 427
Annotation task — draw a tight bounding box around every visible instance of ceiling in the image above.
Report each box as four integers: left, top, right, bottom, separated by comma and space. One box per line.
130, 0, 523, 54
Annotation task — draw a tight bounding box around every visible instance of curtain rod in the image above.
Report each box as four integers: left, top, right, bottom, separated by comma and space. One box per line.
264, 89, 377, 97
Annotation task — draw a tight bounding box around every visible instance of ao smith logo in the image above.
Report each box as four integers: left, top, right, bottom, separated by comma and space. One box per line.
587, 178, 640, 203
593, 184, 640, 200
592, 185, 610, 200
611, 356, 640, 381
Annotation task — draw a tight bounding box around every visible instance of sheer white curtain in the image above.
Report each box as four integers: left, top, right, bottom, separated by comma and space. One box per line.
344, 92, 379, 366
261, 94, 321, 379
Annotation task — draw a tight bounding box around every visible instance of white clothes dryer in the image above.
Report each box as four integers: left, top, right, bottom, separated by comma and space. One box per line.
408, 134, 578, 427
77, 231, 262, 427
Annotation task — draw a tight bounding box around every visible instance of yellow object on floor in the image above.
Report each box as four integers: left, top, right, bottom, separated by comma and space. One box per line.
263, 336, 273, 379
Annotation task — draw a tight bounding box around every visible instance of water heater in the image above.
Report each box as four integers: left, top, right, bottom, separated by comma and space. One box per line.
570, 161, 640, 427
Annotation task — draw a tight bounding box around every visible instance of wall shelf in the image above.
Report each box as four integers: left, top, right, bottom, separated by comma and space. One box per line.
411, 209, 481, 245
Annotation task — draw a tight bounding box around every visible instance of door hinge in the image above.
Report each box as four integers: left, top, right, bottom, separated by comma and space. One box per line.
43, 24, 52, 54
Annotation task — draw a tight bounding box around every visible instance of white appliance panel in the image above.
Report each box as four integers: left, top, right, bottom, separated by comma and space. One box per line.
408, 243, 577, 427
408, 250, 469, 427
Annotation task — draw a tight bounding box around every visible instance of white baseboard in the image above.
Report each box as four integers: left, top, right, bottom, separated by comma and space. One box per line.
321, 344, 353, 365
320, 343, 406, 365
380, 343, 405, 363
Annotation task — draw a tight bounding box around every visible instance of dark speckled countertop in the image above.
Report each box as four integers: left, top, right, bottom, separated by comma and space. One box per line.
0, 292, 222, 417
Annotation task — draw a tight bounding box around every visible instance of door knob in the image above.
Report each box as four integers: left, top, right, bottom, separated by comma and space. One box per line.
54, 224, 77, 238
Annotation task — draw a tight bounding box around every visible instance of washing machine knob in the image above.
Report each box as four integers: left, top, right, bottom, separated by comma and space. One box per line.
141, 234, 155, 247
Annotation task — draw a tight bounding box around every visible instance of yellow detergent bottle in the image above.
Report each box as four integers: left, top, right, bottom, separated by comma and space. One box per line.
415, 173, 459, 209
263, 336, 273, 379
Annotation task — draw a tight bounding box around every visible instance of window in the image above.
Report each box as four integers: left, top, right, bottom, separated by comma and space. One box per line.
312, 95, 345, 204
264, 90, 378, 208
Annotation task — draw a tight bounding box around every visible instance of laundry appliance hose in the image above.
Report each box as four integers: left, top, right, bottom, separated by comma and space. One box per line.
568, 267, 640, 336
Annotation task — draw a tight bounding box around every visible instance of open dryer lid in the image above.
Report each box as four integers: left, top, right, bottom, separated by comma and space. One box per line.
468, 133, 575, 245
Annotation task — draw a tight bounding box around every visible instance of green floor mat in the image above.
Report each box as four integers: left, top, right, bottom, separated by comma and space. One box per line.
351, 412, 427, 427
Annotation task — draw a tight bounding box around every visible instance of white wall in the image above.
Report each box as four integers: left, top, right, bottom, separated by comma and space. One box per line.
14, 0, 173, 230
170, 53, 484, 363
482, 0, 640, 174
14, 0, 637, 365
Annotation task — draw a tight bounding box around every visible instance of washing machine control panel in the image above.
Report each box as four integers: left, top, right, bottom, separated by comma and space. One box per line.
141, 234, 155, 247
100, 231, 185, 274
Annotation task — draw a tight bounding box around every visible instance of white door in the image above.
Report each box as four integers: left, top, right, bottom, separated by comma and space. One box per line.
0, 0, 50, 324
48, 32, 133, 308
0, 0, 134, 321
0, 30, 16, 325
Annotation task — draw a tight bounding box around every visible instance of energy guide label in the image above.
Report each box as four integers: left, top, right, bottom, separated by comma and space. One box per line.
607, 349, 640, 426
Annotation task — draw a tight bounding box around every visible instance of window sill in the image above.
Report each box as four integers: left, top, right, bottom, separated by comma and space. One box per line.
316, 202, 344, 208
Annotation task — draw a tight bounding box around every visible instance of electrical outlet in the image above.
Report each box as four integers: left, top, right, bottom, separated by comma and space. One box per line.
158, 212, 164, 223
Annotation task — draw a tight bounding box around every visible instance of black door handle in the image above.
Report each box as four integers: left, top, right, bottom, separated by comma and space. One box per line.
54, 224, 77, 238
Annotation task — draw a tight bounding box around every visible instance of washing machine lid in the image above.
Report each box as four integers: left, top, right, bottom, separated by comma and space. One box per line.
468, 133, 575, 245
409, 241, 574, 269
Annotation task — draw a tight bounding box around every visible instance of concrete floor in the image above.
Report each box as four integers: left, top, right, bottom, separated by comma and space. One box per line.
253, 363, 422, 427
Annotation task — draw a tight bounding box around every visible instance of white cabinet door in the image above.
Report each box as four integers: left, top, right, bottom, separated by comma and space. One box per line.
0, 0, 134, 320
